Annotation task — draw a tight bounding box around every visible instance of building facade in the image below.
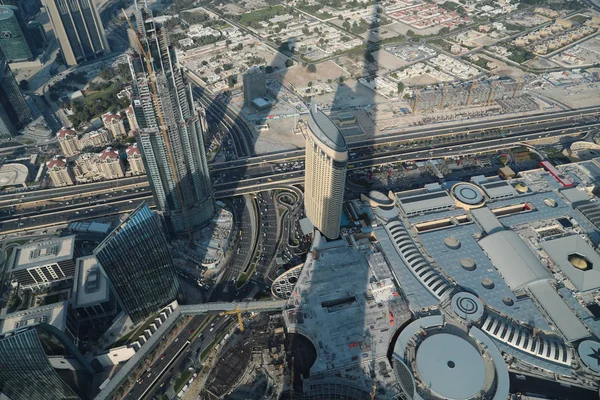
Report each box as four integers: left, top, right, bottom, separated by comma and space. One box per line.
93, 203, 184, 324
0, 329, 80, 400
304, 103, 348, 239
57, 127, 79, 157
47, 156, 74, 187
126, 143, 145, 175
97, 147, 124, 179
125, 104, 137, 133
0, 5, 34, 62
0, 0, 41, 19
78, 128, 111, 150
42, 0, 110, 66
242, 66, 266, 107
102, 112, 126, 138
128, 3, 214, 234
0, 52, 32, 137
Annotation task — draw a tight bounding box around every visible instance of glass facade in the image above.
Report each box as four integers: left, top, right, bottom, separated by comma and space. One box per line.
128, 3, 214, 234
0, 329, 79, 400
0, 51, 31, 137
0, 6, 34, 62
93, 203, 184, 324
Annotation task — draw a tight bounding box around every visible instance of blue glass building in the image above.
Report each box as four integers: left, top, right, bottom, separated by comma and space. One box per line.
0, 328, 80, 400
93, 203, 184, 324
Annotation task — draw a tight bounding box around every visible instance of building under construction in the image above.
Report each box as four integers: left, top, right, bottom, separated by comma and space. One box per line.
411, 79, 524, 113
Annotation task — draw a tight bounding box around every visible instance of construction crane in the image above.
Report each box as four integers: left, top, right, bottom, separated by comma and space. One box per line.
220, 308, 246, 332
439, 82, 447, 109
466, 80, 479, 107
122, 9, 193, 240
413, 88, 420, 113
487, 81, 498, 106
513, 78, 521, 98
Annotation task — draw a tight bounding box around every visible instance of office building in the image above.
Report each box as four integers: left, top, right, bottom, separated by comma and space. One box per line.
243, 66, 266, 107
0, 52, 32, 136
27, 21, 47, 50
128, 3, 214, 234
0, 5, 34, 62
0, 329, 80, 400
71, 255, 117, 324
7, 235, 76, 289
0, 0, 41, 19
304, 103, 348, 239
57, 127, 79, 157
126, 143, 145, 175
93, 203, 184, 324
42, 0, 110, 66
47, 156, 74, 187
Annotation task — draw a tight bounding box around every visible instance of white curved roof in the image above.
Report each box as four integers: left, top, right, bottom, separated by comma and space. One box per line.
479, 230, 551, 290
0, 164, 27, 188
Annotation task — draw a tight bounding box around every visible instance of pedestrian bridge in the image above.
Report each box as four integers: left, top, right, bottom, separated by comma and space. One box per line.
179, 299, 288, 314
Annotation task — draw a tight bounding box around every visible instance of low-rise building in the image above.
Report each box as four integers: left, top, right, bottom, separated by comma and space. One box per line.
126, 143, 145, 175
57, 127, 79, 157
97, 147, 124, 179
47, 156, 74, 187
102, 112, 126, 138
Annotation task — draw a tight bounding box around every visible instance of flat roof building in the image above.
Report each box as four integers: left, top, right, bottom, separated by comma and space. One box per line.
8, 235, 76, 289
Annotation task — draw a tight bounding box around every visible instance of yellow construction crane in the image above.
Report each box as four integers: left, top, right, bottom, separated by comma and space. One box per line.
220, 308, 246, 332
439, 81, 447, 109
513, 78, 521, 98
122, 9, 193, 239
413, 88, 420, 113
466, 80, 479, 107
487, 81, 498, 106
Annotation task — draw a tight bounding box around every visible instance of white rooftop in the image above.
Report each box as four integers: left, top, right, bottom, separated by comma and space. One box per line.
11, 235, 76, 272
72, 255, 110, 308
0, 302, 68, 333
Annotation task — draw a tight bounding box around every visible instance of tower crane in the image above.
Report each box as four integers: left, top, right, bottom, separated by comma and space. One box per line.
122, 9, 193, 239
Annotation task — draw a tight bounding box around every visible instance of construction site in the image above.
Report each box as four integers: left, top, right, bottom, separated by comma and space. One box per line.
409, 79, 528, 113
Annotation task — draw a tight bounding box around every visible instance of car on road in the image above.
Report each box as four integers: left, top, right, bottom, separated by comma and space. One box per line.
186, 347, 191, 352
174, 337, 179, 343
160, 354, 166, 360
137, 378, 143, 384
189, 329, 194, 335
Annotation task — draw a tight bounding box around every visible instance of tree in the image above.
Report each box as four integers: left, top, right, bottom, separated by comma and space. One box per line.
397, 82, 405, 94
19, 80, 29, 90
307, 81, 313, 87
214, 67, 222, 74
307, 64, 317, 73
285, 59, 294, 67
225, 39, 232, 46
439, 27, 450, 35
338, 14, 343, 20
265, 66, 274, 73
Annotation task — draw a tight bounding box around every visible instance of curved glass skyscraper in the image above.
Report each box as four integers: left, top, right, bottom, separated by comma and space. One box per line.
93, 203, 184, 324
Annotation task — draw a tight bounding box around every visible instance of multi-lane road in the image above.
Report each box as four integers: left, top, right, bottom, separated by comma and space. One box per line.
1, 107, 598, 234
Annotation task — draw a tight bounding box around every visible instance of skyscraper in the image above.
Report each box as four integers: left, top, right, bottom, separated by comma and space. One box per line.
93, 203, 184, 324
42, 0, 110, 66
304, 103, 348, 239
0, 0, 41, 19
0, 328, 80, 400
127, 2, 214, 234
0, 52, 32, 137
242, 66, 266, 107
0, 5, 34, 62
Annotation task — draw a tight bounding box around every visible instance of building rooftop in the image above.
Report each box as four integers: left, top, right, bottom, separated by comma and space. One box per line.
0, 302, 68, 334
47, 156, 67, 169
10, 235, 76, 272
72, 255, 110, 309
126, 143, 141, 157
307, 103, 347, 153
99, 148, 119, 161
0, 163, 28, 188
57, 127, 76, 139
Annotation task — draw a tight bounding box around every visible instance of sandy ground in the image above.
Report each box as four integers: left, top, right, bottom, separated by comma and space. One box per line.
475, 54, 528, 79
401, 74, 441, 85
533, 81, 600, 108
372, 50, 409, 73
282, 61, 347, 87
253, 117, 306, 154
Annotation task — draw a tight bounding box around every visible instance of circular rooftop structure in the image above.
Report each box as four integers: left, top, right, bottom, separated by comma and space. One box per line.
514, 182, 529, 193
451, 292, 484, 323
450, 183, 485, 209
568, 254, 592, 271
392, 317, 509, 400
0, 164, 28, 188
367, 190, 393, 205
444, 236, 461, 250
416, 333, 486, 399
578, 340, 600, 374
460, 258, 476, 271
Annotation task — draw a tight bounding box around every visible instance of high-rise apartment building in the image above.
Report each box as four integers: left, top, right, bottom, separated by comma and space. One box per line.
93, 203, 184, 324
97, 147, 124, 179
42, 0, 110, 66
0, 5, 34, 62
47, 156, 74, 187
128, 3, 214, 234
102, 112, 126, 138
0, 328, 80, 400
304, 103, 348, 239
242, 66, 266, 107
0, 52, 32, 137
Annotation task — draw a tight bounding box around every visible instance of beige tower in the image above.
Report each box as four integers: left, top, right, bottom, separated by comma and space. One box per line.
43, 0, 110, 66
126, 143, 145, 175
47, 156, 74, 187
57, 127, 79, 157
304, 103, 348, 239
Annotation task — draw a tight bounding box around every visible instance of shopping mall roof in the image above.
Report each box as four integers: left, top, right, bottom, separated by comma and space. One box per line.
308, 102, 347, 152
397, 190, 454, 216
541, 235, 600, 293
470, 207, 504, 235
0, 163, 28, 188
480, 180, 518, 200
478, 230, 551, 291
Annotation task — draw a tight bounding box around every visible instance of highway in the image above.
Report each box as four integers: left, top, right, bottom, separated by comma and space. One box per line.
0, 108, 597, 234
